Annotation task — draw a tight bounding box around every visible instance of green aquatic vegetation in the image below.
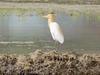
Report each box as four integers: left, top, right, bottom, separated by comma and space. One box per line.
0, 8, 54, 16
0, 8, 13, 16
65, 10, 81, 19
96, 13, 100, 21
67, 10, 81, 17
34, 8, 54, 16
0, 8, 34, 16
83, 10, 95, 16
34, 8, 45, 16
15, 9, 27, 16
0, 7, 99, 18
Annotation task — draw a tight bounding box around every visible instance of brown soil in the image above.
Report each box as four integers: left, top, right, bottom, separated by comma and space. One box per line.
0, 3, 100, 12
0, 50, 100, 75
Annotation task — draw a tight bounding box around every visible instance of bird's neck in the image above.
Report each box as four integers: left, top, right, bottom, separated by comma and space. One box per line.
48, 18, 54, 26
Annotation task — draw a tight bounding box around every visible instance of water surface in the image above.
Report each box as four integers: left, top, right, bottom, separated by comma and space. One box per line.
0, 11, 100, 54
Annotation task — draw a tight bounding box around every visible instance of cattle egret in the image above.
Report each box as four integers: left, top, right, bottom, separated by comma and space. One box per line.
43, 13, 64, 44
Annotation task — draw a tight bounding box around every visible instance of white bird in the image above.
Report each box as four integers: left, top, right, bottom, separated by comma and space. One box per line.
43, 13, 64, 44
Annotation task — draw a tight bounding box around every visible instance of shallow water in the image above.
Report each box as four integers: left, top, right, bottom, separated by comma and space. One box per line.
0, 11, 100, 54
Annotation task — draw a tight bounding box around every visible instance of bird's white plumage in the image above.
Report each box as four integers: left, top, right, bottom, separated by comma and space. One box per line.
49, 22, 64, 44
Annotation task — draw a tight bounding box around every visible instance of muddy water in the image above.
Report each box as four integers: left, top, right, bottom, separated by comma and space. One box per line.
0, 11, 100, 54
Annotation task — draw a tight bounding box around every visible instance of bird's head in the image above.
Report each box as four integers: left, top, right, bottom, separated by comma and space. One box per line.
43, 12, 55, 20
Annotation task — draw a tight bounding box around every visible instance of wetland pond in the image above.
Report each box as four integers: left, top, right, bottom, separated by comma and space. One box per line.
0, 9, 100, 54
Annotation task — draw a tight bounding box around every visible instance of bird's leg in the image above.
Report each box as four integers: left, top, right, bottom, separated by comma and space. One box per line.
56, 41, 60, 50
56, 42, 59, 50
54, 41, 60, 50
57, 43, 60, 50
55, 41, 63, 50
58, 43, 62, 50
54, 41, 57, 50
54, 41, 58, 50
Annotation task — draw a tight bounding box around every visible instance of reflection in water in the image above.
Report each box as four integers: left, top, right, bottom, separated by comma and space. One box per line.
0, 12, 100, 54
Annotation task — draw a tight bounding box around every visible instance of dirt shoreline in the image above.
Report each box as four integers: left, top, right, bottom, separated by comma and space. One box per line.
0, 2, 100, 12
0, 50, 100, 75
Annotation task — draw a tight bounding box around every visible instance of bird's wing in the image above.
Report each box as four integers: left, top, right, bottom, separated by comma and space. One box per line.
49, 25, 56, 41
49, 22, 64, 44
